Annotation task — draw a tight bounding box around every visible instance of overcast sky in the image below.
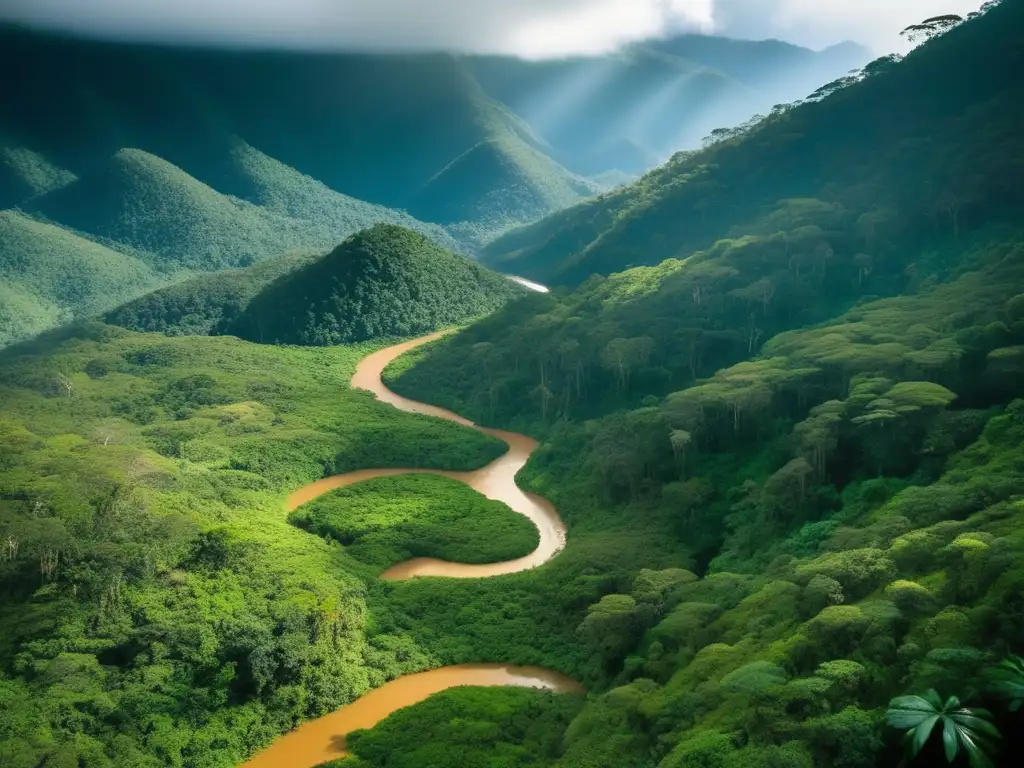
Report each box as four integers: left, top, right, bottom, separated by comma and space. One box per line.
0, 0, 985, 57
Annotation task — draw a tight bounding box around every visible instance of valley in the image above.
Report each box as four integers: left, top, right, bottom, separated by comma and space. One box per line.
240, 330, 577, 767
2, 2, 1024, 768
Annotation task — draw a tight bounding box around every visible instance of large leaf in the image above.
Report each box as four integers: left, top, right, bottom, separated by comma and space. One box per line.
956, 726, 996, 768
942, 717, 959, 762
887, 689, 1000, 768
950, 710, 1000, 738
887, 695, 940, 729
911, 715, 940, 756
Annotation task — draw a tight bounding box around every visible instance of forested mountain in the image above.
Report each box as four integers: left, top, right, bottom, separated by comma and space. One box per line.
104, 250, 322, 338
467, 37, 867, 176
7, 5, 1020, 768
228, 225, 527, 346
381, 1, 1024, 765
480, 4, 1017, 286
0, 24, 863, 349
0, 143, 458, 348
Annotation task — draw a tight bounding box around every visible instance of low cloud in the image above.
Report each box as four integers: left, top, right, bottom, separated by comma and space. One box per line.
0, 0, 985, 55
0, 0, 715, 58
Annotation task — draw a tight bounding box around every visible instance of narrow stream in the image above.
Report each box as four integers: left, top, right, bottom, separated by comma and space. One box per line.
240, 332, 577, 767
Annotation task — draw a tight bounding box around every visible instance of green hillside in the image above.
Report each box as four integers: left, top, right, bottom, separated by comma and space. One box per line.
481, 3, 1022, 286
0, 25, 872, 350
0, 142, 76, 208
8, 7, 1024, 768
0, 24, 867, 230
0, 210, 164, 347
104, 249, 321, 337
0, 326, 510, 768
381, 3, 1024, 765
218, 142, 460, 252
408, 138, 596, 229
0, 146, 465, 347
229, 225, 527, 346
468, 39, 866, 176
0, 34, 591, 237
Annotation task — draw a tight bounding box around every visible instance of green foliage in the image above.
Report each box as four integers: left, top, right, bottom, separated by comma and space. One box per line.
986, 655, 1024, 712
105, 249, 321, 336
5, 4, 1024, 767
338, 687, 583, 768
0, 142, 463, 349
482, 0, 1022, 286
0, 210, 163, 347
229, 225, 527, 345
0, 326, 506, 766
0, 143, 76, 205
886, 689, 1000, 768
290, 475, 539, 572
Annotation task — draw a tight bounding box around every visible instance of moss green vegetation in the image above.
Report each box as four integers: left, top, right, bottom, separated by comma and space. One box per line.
4, 4, 1024, 768
0, 145, 460, 349
104, 249, 321, 337
0, 24, 863, 348
290, 475, 539, 573
481, 0, 1021, 287
228, 225, 527, 346
408, 137, 595, 231
323, 687, 584, 768
0, 210, 164, 347
0, 143, 76, 207
0, 323, 511, 768
372, 4, 1024, 766
28, 148, 459, 273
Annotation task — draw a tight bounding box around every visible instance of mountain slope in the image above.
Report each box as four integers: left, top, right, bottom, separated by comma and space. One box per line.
228, 225, 528, 346
380, 4, 1024, 766
0, 31, 591, 234
28, 148, 301, 269
28, 147, 460, 270
0, 24, 869, 223
467, 38, 869, 175
0, 141, 76, 208
104, 249, 321, 337
480, 6, 1022, 286
0, 210, 163, 346
0, 145, 465, 346
0, 24, 875, 348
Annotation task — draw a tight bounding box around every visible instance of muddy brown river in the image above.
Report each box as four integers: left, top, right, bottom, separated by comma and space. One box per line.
241, 332, 577, 768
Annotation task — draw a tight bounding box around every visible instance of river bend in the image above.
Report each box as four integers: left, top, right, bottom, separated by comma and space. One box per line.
241, 332, 576, 767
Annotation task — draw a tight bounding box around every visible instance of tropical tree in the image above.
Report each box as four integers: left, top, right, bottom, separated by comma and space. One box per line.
885, 689, 999, 768
901, 15, 964, 44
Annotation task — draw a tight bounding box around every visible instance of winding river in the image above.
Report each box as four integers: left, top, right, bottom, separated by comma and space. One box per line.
241, 332, 578, 768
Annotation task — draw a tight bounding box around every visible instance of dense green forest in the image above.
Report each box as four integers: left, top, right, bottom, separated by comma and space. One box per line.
0, 21, 866, 347
290, 475, 539, 574
104, 250, 321, 337
227, 225, 527, 346
325, 687, 584, 768
377, 2, 1024, 765
3, 3, 1024, 768
0, 322, 519, 767
480, 1, 1020, 287
0, 143, 458, 349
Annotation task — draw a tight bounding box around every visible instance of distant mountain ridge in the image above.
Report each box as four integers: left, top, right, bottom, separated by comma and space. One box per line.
0, 23, 868, 347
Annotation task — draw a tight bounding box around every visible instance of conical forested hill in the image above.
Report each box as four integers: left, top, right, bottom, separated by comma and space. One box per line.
227, 225, 527, 345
